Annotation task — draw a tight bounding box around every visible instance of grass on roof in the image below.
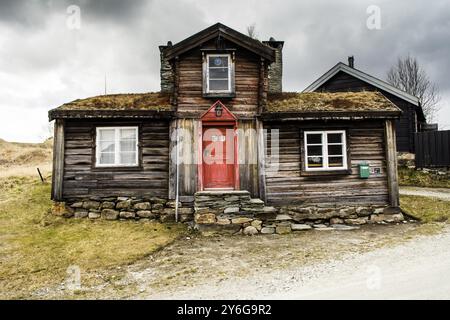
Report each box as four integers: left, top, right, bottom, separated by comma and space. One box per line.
266, 91, 400, 113
57, 92, 172, 111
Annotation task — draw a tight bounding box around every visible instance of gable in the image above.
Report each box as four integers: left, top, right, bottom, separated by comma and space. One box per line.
303, 62, 420, 106
200, 101, 237, 122
315, 70, 426, 122
163, 23, 275, 62
318, 71, 377, 92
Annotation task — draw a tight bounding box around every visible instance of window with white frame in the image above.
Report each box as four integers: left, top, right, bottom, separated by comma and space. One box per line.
304, 130, 347, 171
206, 54, 231, 93
96, 127, 138, 167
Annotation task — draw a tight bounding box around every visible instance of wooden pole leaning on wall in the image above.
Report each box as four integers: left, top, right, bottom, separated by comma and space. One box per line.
384, 119, 399, 207
51, 119, 65, 201
256, 119, 267, 202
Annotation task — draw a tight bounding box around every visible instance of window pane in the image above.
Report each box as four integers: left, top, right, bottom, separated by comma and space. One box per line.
329, 156, 344, 167
120, 129, 136, 140
307, 133, 322, 144
100, 153, 114, 164
209, 79, 229, 91
209, 56, 228, 67
120, 152, 136, 165
307, 156, 323, 168
120, 140, 136, 152
328, 144, 343, 156
209, 67, 228, 79
99, 129, 114, 141
100, 141, 115, 153
307, 145, 322, 156
328, 133, 342, 144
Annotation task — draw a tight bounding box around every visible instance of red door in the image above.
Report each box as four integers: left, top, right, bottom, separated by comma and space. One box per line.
202, 126, 235, 189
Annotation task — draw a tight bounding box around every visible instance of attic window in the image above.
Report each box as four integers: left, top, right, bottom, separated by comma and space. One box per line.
205, 54, 233, 95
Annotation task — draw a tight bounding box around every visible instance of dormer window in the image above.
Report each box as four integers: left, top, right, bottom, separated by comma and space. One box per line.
203, 53, 235, 97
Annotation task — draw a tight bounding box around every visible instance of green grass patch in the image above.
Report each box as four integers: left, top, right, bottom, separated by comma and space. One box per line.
400, 194, 450, 223
0, 177, 186, 299
399, 167, 450, 188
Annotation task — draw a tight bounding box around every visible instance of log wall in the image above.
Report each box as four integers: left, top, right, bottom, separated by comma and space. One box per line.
264, 120, 390, 206
62, 119, 169, 199
176, 41, 265, 118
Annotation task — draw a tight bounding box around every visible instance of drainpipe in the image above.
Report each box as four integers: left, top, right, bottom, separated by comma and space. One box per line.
175, 119, 180, 222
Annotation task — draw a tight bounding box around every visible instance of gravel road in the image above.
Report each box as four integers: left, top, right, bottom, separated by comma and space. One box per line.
144, 225, 450, 300
400, 187, 450, 201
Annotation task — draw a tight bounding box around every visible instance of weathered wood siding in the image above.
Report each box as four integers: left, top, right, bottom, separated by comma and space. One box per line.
175, 119, 199, 198
176, 40, 266, 118
316, 71, 417, 153
170, 119, 260, 198
264, 120, 389, 206
237, 120, 259, 197
62, 119, 169, 199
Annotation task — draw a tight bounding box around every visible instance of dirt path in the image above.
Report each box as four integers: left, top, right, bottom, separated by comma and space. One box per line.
400, 186, 450, 201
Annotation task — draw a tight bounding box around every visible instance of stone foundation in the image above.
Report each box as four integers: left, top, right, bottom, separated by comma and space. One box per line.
53, 196, 194, 222
53, 192, 405, 235
193, 191, 405, 235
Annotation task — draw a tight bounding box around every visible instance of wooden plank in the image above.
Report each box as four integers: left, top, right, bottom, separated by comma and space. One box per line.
51, 119, 65, 201
168, 119, 177, 199
384, 120, 399, 207
256, 119, 267, 201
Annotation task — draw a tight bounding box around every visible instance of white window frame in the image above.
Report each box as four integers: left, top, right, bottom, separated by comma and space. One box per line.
206, 53, 232, 93
304, 130, 347, 171
95, 126, 139, 167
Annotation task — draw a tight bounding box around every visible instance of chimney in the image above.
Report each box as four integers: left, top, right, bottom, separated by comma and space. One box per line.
348, 56, 354, 68
159, 41, 174, 93
263, 37, 284, 93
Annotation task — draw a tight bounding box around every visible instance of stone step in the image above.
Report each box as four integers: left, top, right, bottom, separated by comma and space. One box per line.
194, 191, 271, 222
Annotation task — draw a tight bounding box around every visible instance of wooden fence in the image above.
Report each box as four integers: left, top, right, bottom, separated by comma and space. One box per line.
414, 130, 450, 168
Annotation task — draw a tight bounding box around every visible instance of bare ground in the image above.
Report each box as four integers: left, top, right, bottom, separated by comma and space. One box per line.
52, 222, 444, 299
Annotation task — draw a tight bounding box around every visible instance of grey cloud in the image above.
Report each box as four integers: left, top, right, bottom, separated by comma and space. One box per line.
0, 0, 449, 141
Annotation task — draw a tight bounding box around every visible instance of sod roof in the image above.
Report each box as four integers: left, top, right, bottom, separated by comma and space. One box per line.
266, 91, 401, 114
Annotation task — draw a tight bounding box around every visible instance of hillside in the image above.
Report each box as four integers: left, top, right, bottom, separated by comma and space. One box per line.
0, 138, 53, 178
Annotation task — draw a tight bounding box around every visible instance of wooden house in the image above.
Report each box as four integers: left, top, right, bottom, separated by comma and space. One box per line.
49, 23, 404, 233
303, 58, 426, 154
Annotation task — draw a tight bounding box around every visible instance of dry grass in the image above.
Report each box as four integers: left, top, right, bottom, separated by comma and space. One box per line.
400, 195, 450, 223
0, 138, 53, 179
266, 91, 401, 113
0, 176, 186, 299
53, 92, 172, 111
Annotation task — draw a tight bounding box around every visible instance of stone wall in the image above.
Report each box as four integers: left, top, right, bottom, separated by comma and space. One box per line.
263, 40, 283, 93
54, 196, 194, 222
53, 193, 405, 236
193, 191, 405, 235
159, 45, 174, 94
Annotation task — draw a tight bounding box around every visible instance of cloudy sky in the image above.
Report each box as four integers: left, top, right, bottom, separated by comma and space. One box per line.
0, 0, 449, 142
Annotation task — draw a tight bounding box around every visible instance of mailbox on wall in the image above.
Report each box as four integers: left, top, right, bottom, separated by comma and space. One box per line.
359, 162, 370, 179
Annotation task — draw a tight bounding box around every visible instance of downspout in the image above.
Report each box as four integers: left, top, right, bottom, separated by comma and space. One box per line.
175, 119, 180, 222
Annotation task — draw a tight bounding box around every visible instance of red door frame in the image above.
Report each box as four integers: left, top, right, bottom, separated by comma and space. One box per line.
198, 101, 239, 191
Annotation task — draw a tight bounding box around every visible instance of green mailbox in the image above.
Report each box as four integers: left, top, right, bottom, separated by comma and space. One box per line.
359, 162, 370, 179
